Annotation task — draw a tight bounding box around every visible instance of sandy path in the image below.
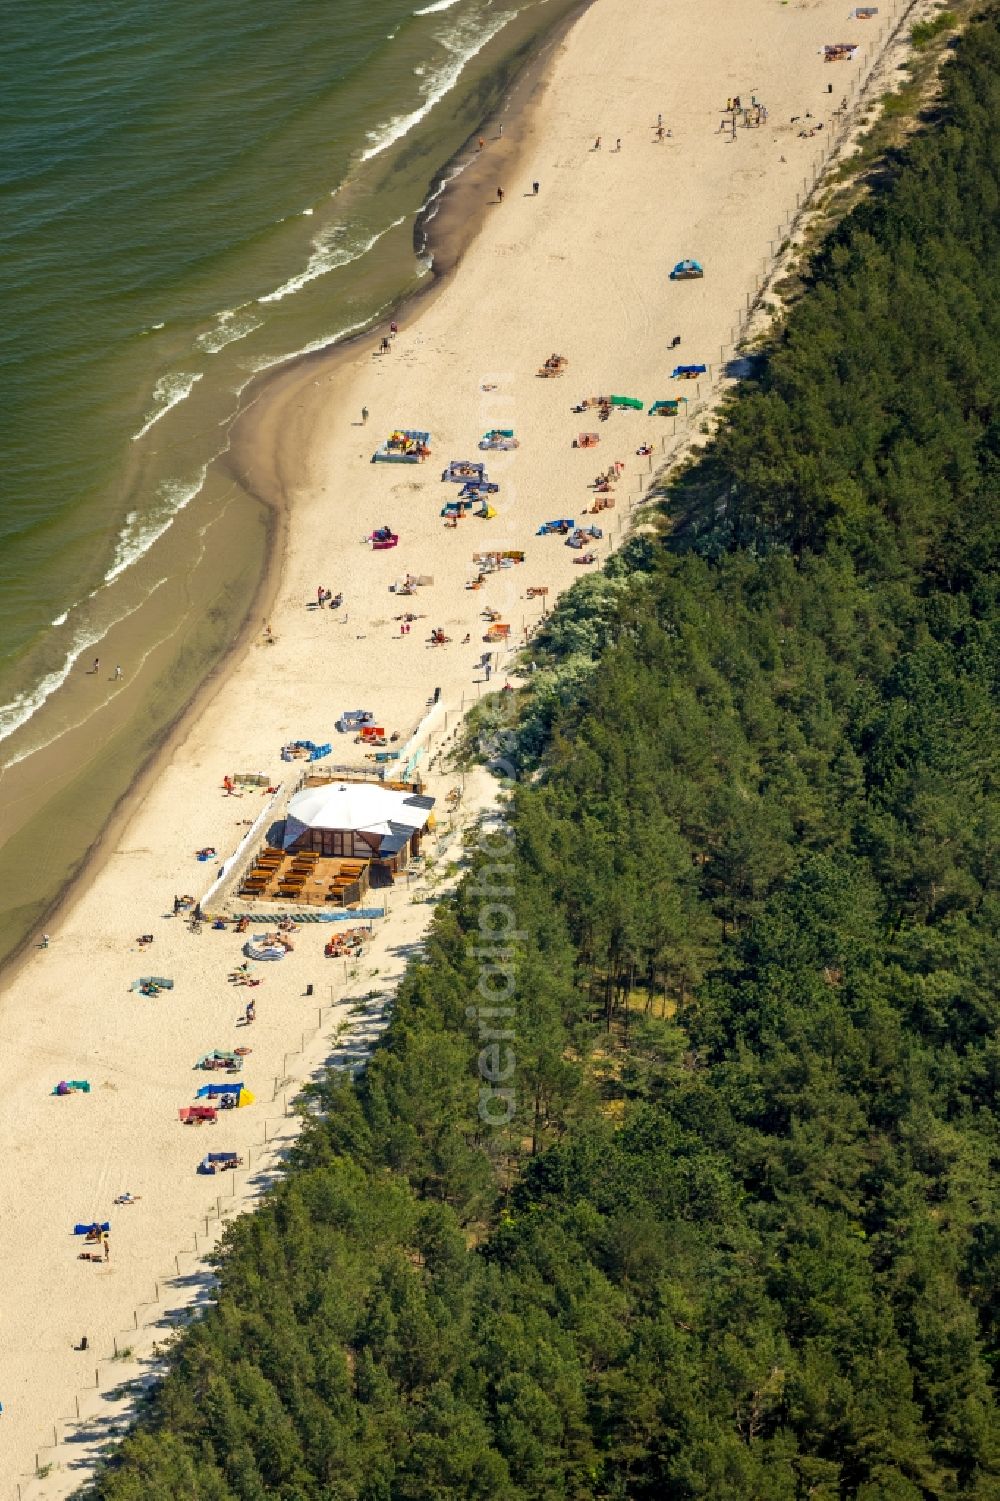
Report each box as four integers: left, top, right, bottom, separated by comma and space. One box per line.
0, 0, 923, 1494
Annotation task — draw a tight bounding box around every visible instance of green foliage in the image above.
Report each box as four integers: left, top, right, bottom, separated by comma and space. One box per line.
87, 14, 1000, 1501
666, 12, 1000, 576
912, 12, 958, 49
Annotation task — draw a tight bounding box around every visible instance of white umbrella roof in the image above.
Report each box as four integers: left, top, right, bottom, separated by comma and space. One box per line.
283, 783, 433, 848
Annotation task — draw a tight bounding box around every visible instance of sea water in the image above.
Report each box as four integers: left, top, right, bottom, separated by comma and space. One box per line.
0, 0, 578, 961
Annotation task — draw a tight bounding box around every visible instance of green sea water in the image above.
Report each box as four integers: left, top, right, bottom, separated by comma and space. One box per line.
0, 0, 577, 962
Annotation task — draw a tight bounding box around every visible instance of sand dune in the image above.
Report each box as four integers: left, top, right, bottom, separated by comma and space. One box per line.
0, 1, 924, 1493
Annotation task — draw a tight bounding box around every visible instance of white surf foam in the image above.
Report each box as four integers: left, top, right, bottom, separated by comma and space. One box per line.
414, 0, 462, 14
0, 584, 168, 760
256, 217, 406, 306
50, 610, 69, 627
0, 633, 105, 747
131, 371, 203, 441
359, 9, 515, 164
247, 310, 389, 375
0, 579, 173, 768
196, 306, 264, 354
0, 582, 166, 753
420, 158, 466, 224
104, 467, 208, 585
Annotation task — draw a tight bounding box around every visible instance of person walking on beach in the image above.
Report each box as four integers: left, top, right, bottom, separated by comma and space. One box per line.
103, 1235, 110, 1262
478, 136, 485, 151
594, 136, 601, 150
532, 181, 539, 195
361, 405, 369, 425
113, 664, 122, 680
90, 657, 100, 675
497, 187, 504, 202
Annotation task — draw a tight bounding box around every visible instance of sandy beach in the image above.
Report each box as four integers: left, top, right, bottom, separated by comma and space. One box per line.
0, 0, 925, 1493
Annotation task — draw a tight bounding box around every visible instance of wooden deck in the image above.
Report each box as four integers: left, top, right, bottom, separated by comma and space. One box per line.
238, 849, 370, 907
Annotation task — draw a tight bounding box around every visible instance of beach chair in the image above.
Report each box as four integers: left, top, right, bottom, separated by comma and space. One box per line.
198, 1152, 242, 1174
372, 430, 430, 463
337, 710, 373, 732
478, 430, 518, 451
179, 1105, 218, 1125
443, 460, 485, 484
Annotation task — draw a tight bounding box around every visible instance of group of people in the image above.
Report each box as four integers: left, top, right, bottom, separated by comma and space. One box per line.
377, 320, 400, 355
78, 1226, 111, 1264
719, 94, 767, 136
314, 586, 343, 609
86, 658, 123, 679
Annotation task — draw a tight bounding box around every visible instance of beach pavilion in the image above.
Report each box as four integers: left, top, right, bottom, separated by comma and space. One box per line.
281, 782, 435, 879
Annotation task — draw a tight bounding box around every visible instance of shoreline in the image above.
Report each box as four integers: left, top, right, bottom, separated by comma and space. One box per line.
222, 0, 589, 498
0, 0, 586, 991
0, 0, 936, 1491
